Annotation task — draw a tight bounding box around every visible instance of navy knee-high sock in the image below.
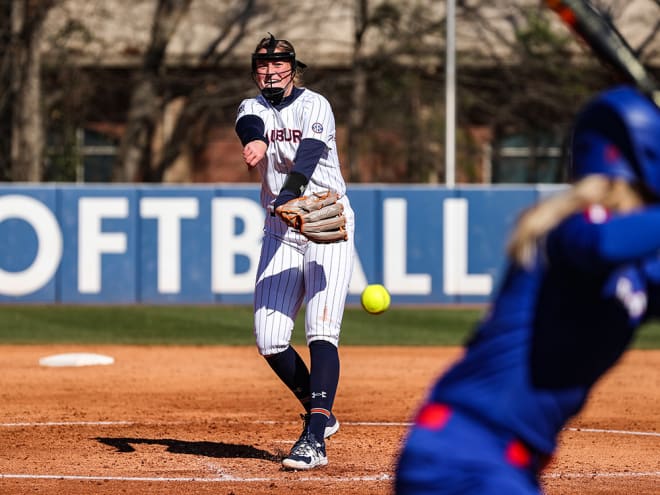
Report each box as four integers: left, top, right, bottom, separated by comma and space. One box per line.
264, 346, 311, 411
308, 340, 340, 441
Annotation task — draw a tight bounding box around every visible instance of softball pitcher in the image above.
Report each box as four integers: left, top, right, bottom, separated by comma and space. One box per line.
235, 34, 355, 470
396, 85, 660, 494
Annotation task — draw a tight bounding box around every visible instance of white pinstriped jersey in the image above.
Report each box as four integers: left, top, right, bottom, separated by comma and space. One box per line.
236, 88, 347, 210
236, 86, 355, 356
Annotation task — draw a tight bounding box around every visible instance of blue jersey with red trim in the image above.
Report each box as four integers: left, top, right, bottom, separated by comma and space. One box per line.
428, 204, 660, 455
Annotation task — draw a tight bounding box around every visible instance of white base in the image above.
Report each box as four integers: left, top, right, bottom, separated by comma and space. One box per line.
38, 353, 114, 367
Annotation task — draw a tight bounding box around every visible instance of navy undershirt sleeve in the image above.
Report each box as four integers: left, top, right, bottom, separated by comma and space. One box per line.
235, 115, 268, 146
273, 138, 327, 209
547, 207, 660, 271
291, 138, 326, 180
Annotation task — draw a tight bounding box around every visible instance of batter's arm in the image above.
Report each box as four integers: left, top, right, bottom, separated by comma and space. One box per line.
547, 207, 660, 271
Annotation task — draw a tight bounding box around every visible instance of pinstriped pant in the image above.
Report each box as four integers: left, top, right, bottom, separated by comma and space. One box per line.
254, 200, 355, 355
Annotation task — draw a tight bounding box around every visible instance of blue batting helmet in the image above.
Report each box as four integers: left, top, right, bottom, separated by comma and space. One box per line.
571, 86, 660, 197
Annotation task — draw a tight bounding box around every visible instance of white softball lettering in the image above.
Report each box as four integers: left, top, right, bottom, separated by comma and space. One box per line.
0, 195, 62, 296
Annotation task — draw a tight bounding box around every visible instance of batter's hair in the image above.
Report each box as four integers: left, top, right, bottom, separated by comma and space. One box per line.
507, 175, 646, 268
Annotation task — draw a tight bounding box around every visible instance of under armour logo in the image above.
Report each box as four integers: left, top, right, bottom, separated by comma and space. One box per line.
311, 392, 327, 399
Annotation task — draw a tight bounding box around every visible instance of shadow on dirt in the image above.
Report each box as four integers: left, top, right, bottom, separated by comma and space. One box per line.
95, 437, 279, 462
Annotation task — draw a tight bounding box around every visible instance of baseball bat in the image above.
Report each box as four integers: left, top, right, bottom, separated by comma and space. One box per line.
545, 0, 659, 105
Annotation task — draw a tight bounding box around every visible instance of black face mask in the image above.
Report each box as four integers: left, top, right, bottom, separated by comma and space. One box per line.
261, 86, 286, 106
251, 33, 306, 106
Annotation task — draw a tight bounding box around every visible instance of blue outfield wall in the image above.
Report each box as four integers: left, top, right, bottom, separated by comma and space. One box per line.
0, 184, 566, 305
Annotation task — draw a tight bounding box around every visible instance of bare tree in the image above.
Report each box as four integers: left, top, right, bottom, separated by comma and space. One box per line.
148, 0, 257, 182
344, 0, 446, 182
339, 0, 657, 183
115, 0, 299, 182
7, 0, 57, 182
0, 1, 12, 180
429, 1, 635, 182
114, 0, 193, 182
346, 0, 369, 183
144, 0, 334, 183
30, 0, 658, 185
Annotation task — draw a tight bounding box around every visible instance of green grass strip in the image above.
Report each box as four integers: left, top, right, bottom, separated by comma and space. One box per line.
0, 305, 658, 348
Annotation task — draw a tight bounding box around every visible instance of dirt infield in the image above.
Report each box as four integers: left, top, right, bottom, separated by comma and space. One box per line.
0, 345, 658, 495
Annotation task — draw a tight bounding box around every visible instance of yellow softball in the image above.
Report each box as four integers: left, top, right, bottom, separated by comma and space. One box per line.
360, 284, 391, 315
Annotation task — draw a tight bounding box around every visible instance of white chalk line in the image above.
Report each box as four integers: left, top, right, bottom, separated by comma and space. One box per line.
0, 421, 657, 484
0, 473, 392, 483
258, 420, 412, 427
1, 471, 659, 483
542, 471, 660, 479
0, 420, 409, 428
0, 421, 134, 427
2, 421, 659, 439
564, 427, 660, 437
260, 421, 660, 437
1, 424, 654, 484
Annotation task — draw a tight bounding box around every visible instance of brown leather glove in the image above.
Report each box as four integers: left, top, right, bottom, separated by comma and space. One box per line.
275, 191, 348, 243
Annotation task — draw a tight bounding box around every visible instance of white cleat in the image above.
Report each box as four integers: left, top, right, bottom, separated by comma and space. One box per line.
324, 414, 340, 439
282, 432, 328, 470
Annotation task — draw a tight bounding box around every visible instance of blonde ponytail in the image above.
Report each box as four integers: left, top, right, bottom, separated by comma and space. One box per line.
507, 176, 644, 268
